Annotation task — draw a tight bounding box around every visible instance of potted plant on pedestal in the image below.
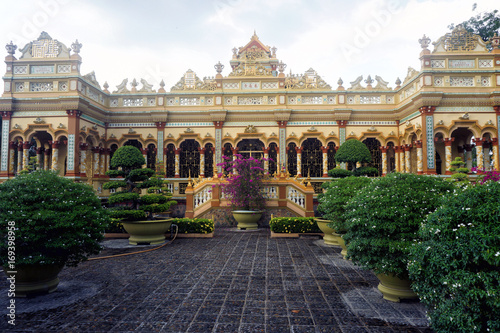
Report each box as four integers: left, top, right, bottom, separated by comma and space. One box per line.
343, 173, 454, 302
104, 145, 177, 245
217, 154, 267, 230
317, 176, 372, 253
0, 170, 110, 297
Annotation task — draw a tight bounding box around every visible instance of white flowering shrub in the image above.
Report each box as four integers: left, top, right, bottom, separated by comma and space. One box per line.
408, 181, 500, 333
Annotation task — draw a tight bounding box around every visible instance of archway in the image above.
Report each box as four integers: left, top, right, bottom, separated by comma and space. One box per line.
362, 138, 381, 175
301, 138, 323, 177
237, 139, 264, 159
179, 139, 200, 178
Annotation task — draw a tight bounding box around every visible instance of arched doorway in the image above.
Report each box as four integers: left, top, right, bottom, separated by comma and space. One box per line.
363, 138, 381, 175
179, 139, 200, 178
301, 138, 323, 177
237, 139, 264, 159
287, 142, 297, 176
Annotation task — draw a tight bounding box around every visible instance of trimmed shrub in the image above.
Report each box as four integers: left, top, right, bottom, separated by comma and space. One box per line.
343, 173, 455, 279
352, 166, 379, 177
327, 168, 353, 178
269, 217, 321, 233
171, 218, 214, 234
335, 139, 371, 169
317, 176, 372, 232
408, 181, 500, 333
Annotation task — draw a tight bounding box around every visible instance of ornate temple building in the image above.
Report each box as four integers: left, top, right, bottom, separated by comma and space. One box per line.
1, 28, 500, 215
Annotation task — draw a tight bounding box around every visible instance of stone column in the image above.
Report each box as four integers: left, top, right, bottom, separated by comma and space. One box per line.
214, 121, 224, 174
380, 146, 388, 176
156, 122, 165, 164
0, 112, 12, 177
91, 146, 100, 177
17, 142, 23, 173
473, 138, 484, 171
198, 147, 205, 177
295, 147, 302, 177
65, 110, 81, 177
394, 146, 400, 172
231, 147, 239, 174
420, 106, 436, 174
44, 148, 50, 171
174, 148, 181, 178
99, 148, 105, 177
8, 142, 16, 176
275, 147, 280, 170
51, 141, 60, 171
79, 143, 88, 176
36, 147, 43, 170
23, 141, 32, 170
105, 148, 111, 175
404, 145, 411, 173
464, 144, 473, 170
443, 138, 454, 175
212, 147, 217, 177
277, 121, 287, 172
321, 146, 328, 177
263, 147, 269, 174
491, 138, 499, 171
483, 141, 491, 171
414, 141, 423, 175
141, 148, 147, 168
399, 146, 405, 173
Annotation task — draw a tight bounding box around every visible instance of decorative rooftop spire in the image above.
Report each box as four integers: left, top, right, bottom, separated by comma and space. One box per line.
5, 41, 16, 56
71, 39, 82, 54
214, 61, 224, 74
418, 34, 431, 49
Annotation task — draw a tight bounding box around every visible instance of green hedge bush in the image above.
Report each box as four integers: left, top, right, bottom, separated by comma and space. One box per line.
352, 166, 379, 177
343, 173, 455, 279
171, 218, 214, 234
327, 168, 353, 178
269, 217, 321, 233
408, 181, 500, 333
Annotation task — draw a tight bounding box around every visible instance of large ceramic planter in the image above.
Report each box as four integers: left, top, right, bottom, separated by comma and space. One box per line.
315, 218, 340, 246
376, 273, 418, 302
4, 264, 64, 297
122, 219, 172, 245
337, 234, 348, 259
232, 210, 262, 230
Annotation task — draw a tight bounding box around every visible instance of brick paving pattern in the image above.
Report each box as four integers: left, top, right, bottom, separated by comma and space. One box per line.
1, 228, 432, 332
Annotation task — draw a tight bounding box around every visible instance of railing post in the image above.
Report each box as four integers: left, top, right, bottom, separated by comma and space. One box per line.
185, 182, 194, 218
278, 181, 287, 207
305, 183, 315, 217
211, 181, 220, 207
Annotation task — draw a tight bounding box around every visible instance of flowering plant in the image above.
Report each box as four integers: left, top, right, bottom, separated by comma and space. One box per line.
217, 154, 268, 211
479, 170, 500, 184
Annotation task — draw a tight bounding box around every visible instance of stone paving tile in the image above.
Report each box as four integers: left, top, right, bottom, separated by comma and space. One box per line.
0, 228, 432, 332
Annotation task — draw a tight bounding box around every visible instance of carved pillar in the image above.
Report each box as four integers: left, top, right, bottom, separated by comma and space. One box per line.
212, 147, 217, 177
99, 148, 105, 177
263, 147, 269, 174
17, 142, 23, 172
22, 141, 31, 171
296, 147, 302, 177
473, 138, 484, 171
105, 148, 111, 175
394, 146, 401, 172
156, 122, 165, 164
8, 141, 16, 176
79, 143, 88, 176
483, 141, 491, 171
214, 121, 224, 174
398, 146, 405, 173
464, 144, 473, 170
91, 146, 100, 177
321, 146, 328, 177
277, 121, 287, 171
36, 147, 43, 170
51, 141, 60, 171
44, 148, 50, 171
174, 148, 181, 178
443, 138, 454, 175
420, 106, 436, 174
490, 138, 499, 171
404, 144, 411, 173
275, 147, 280, 169
380, 146, 388, 176
414, 141, 423, 175
231, 147, 239, 174
141, 148, 147, 168
338, 120, 347, 169
0, 111, 12, 176
198, 147, 205, 177
65, 110, 81, 177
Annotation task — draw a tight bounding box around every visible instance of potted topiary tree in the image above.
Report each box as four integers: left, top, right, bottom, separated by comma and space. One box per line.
217, 154, 267, 230
343, 173, 455, 302
104, 145, 177, 245
334, 139, 372, 172
317, 176, 372, 255
408, 179, 500, 333
0, 170, 110, 297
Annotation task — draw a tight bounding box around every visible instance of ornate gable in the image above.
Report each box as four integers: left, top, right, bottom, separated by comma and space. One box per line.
19, 31, 71, 59
229, 32, 279, 77
432, 25, 488, 53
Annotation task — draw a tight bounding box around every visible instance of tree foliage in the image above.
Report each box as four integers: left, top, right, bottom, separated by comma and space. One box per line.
449, 9, 500, 50
334, 139, 372, 169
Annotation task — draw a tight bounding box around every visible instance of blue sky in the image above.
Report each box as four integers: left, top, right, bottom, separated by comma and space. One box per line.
1, 0, 498, 91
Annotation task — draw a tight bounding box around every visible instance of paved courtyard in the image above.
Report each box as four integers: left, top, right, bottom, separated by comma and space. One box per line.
1, 228, 432, 332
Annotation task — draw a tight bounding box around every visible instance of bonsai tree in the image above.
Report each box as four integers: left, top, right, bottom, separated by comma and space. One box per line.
448, 157, 469, 183
327, 167, 352, 178
0, 170, 109, 267
217, 154, 267, 211
335, 139, 371, 171
343, 173, 455, 279
104, 145, 176, 220
409, 180, 500, 333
